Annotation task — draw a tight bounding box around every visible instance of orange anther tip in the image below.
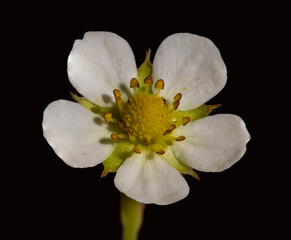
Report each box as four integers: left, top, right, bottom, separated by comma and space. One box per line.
113, 89, 121, 98
130, 78, 139, 88
173, 100, 180, 110
111, 133, 120, 141
156, 149, 165, 155
134, 147, 141, 154
174, 93, 182, 101
163, 124, 176, 135
169, 124, 176, 130
175, 136, 186, 141
118, 120, 125, 129
144, 76, 153, 86
104, 113, 112, 123
182, 117, 190, 126
155, 79, 164, 89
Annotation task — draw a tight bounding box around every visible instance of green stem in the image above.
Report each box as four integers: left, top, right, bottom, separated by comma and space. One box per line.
120, 193, 145, 240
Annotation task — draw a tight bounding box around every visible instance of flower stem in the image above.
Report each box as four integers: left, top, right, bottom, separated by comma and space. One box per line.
120, 193, 145, 240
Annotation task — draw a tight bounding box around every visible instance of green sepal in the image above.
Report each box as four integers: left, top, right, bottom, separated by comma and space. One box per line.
70, 92, 119, 118
136, 50, 152, 94
102, 142, 135, 177
163, 147, 199, 180
174, 104, 221, 122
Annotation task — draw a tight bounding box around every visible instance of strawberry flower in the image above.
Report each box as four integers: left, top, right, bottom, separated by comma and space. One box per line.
43, 32, 250, 205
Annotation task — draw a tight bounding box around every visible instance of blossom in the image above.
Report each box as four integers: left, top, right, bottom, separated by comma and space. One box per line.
42, 32, 250, 205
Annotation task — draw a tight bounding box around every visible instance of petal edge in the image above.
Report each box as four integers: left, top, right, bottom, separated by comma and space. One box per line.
43, 100, 116, 168
68, 31, 137, 107
173, 114, 250, 172
152, 33, 227, 110
114, 151, 189, 205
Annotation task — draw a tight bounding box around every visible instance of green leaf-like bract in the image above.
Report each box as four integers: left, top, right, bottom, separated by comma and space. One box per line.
174, 104, 221, 122
136, 50, 152, 94
102, 142, 135, 176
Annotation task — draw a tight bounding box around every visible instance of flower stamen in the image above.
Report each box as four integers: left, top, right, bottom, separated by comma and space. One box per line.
154, 79, 165, 96
111, 133, 127, 141
155, 79, 165, 90
182, 117, 190, 126
130, 78, 139, 95
144, 76, 153, 93
111, 133, 120, 141
113, 89, 124, 114
167, 100, 180, 112
174, 93, 182, 101
104, 113, 112, 123
163, 124, 176, 135
113, 89, 121, 100
172, 100, 180, 110
117, 120, 125, 130
155, 149, 165, 155
134, 146, 142, 154
175, 136, 186, 141
104, 113, 118, 124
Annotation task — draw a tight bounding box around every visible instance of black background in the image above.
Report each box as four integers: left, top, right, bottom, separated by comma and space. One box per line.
7, 3, 285, 239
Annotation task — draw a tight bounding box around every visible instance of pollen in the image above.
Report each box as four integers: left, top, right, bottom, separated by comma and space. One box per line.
122, 93, 171, 143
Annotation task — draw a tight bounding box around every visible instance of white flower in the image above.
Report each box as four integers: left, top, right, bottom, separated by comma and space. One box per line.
43, 32, 250, 205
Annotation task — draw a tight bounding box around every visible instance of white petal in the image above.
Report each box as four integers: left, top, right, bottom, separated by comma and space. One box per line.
173, 114, 250, 172
68, 32, 137, 107
114, 151, 189, 205
42, 100, 116, 168
152, 33, 227, 110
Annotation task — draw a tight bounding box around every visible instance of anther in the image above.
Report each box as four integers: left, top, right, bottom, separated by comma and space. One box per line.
130, 78, 139, 88
113, 89, 121, 99
145, 138, 151, 146
182, 117, 190, 126
154, 79, 165, 96
111, 133, 120, 141
134, 147, 141, 154
155, 79, 164, 90
175, 136, 186, 141
104, 113, 112, 123
155, 149, 165, 155
130, 78, 139, 95
104, 113, 118, 124
117, 120, 125, 130
111, 133, 127, 141
144, 76, 153, 86
144, 76, 153, 94
174, 93, 182, 101
113, 89, 124, 113
172, 100, 180, 110
163, 124, 176, 135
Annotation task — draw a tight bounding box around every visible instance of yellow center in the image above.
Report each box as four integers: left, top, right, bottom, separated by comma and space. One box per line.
104, 76, 187, 153
122, 94, 171, 142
